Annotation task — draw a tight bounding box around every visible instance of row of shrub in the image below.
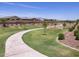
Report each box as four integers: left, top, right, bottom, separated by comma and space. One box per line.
58, 31, 79, 40
58, 23, 79, 40
58, 29, 79, 40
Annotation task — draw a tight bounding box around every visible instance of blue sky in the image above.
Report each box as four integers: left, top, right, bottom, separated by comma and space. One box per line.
0, 2, 79, 20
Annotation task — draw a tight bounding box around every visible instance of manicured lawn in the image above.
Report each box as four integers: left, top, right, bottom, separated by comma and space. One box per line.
0, 25, 41, 57
23, 29, 79, 57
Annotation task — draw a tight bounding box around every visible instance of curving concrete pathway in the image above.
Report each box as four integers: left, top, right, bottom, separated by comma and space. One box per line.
56, 37, 79, 52
5, 28, 47, 57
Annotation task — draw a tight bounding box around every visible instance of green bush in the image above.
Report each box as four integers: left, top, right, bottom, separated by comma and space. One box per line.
75, 33, 79, 40
74, 30, 79, 36
74, 30, 79, 40
68, 27, 74, 32
58, 33, 64, 40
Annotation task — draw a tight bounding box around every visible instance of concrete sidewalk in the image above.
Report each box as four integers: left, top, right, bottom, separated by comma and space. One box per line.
5, 28, 47, 57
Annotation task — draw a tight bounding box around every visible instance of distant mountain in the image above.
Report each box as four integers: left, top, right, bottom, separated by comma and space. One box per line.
0, 16, 20, 18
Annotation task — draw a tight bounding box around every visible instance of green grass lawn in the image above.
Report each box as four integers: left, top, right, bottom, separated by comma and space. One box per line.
23, 29, 79, 57
0, 24, 41, 57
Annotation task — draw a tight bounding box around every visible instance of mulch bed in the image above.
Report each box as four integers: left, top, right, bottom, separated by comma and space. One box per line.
59, 32, 79, 49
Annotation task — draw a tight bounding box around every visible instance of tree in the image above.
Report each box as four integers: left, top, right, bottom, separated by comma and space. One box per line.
68, 26, 74, 32
63, 22, 66, 28
42, 20, 48, 35
71, 20, 79, 31
0, 18, 7, 27
77, 25, 79, 30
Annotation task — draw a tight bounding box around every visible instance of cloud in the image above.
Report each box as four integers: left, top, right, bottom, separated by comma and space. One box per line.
2, 2, 41, 9
3, 2, 15, 5
18, 4, 41, 9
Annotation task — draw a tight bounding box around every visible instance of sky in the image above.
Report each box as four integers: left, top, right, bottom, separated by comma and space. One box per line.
0, 2, 79, 20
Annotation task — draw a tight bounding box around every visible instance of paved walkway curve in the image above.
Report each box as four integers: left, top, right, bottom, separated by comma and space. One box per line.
5, 28, 47, 57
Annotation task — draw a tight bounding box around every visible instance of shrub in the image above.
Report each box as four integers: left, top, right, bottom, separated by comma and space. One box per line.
74, 30, 78, 36
75, 33, 79, 40
58, 33, 64, 40
74, 30, 79, 40
77, 25, 79, 30
68, 27, 74, 32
